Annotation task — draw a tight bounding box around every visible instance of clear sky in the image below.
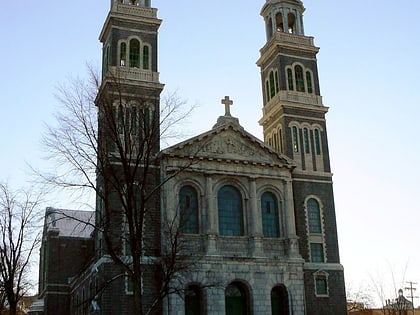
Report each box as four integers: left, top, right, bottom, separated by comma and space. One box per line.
1, 0, 420, 305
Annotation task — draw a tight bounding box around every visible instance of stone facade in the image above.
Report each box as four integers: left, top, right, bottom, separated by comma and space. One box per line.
35, 0, 347, 314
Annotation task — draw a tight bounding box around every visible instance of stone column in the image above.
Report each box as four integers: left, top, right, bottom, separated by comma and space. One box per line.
249, 177, 263, 256
283, 178, 300, 257
205, 174, 217, 255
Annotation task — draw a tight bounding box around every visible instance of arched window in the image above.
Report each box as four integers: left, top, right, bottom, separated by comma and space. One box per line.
287, 13, 296, 33
314, 129, 321, 155
269, 71, 276, 98
287, 68, 294, 90
271, 285, 290, 315
225, 282, 249, 315
295, 65, 305, 92
307, 198, 322, 233
185, 284, 202, 315
306, 71, 313, 94
275, 71, 280, 93
276, 13, 284, 32
303, 128, 310, 154
266, 81, 270, 102
261, 192, 280, 237
179, 186, 199, 234
142, 45, 150, 70
278, 128, 283, 153
120, 42, 127, 66
218, 185, 244, 236
129, 39, 140, 68
292, 126, 299, 153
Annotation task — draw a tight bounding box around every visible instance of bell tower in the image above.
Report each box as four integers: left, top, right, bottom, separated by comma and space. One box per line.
258, 1, 347, 314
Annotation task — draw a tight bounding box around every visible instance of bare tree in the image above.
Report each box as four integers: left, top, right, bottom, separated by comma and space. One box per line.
0, 183, 42, 315
39, 66, 198, 315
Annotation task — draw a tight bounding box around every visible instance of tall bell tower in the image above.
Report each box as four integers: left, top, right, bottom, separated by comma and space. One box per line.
257, 1, 347, 314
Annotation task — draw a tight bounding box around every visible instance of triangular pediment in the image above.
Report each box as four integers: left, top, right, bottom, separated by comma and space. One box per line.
161, 122, 294, 168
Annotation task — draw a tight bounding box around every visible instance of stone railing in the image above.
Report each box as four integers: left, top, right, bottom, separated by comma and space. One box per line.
263, 90, 323, 115
274, 31, 315, 47
111, 2, 157, 18
106, 66, 160, 83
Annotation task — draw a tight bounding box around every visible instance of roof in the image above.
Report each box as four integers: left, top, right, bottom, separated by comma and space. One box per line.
44, 207, 95, 238
161, 113, 295, 169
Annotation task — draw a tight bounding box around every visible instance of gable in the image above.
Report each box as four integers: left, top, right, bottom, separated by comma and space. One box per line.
162, 125, 294, 168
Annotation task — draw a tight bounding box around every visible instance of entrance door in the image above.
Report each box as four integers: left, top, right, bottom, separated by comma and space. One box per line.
225, 283, 248, 315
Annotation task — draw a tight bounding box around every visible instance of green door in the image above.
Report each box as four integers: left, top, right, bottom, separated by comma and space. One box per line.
225, 283, 247, 315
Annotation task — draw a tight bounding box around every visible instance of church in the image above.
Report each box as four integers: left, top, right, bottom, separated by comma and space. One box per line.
34, 0, 347, 314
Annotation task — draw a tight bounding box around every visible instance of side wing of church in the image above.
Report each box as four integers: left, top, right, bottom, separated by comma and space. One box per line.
33, 0, 347, 314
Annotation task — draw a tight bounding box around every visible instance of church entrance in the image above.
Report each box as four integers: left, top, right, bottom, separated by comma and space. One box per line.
225, 282, 249, 315
271, 285, 289, 315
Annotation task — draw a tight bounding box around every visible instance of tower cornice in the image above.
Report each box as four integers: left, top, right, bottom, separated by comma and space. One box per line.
257, 32, 319, 67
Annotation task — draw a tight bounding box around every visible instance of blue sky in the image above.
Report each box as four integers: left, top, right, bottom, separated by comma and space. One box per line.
1, 0, 420, 305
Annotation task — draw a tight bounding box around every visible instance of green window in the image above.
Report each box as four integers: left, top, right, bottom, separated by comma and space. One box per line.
218, 185, 243, 236
271, 285, 289, 315
295, 65, 305, 92
185, 285, 202, 315
307, 198, 322, 233
225, 283, 249, 315
314, 129, 321, 155
120, 42, 127, 66
179, 186, 199, 234
287, 68, 294, 90
275, 71, 279, 93
269, 71, 276, 98
306, 71, 313, 94
303, 128, 310, 154
129, 39, 140, 68
315, 276, 328, 295
292, 126, 299, 153
310, 243, 324, 263
143, 45, 150, 70
261, 192, 280, 237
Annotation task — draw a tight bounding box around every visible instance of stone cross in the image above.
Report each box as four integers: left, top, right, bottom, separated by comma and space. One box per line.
221, 96, 233, 116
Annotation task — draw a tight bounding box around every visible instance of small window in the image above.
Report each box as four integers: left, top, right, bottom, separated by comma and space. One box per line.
292, 126, 299, 153
130, 107, 138, 135
120, 42, 127, 66
261, 192, 280, 237
295, 65, 305, 92
306, 71, 313, 94
275, 71, 280, 93
303, 128, 310, 154
143, 46, 150, 70
129, 39, 140, 68
315, 274, 328, 296
314, 129, 321, 155
104, 45, 110, 74
266, 81, 270, 102
276, 13, 284, 32
218, 185, 244, 236
269, 71, 276, 98
307, 198, 322, 233
287, 13, 296, 33
287, 68, 294, 90
310, 243, 324, 263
